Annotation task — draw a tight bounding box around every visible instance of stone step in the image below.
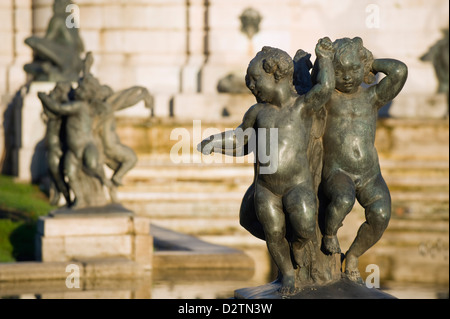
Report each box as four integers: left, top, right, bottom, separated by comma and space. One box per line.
133, 154, 449, 171
118, 154, 448, 220
117, 191, 245, 202
388, 218, 449, 233
380, 158, 449, 170
360, 245, 449, 284
127, 151, 447, 176
118, 189, 448, 203
384, 176, 449, 188
144, 215, 449, 253
123, 156, 448, 188
120, 197, 448, 226
121, 174, 448, 198
390, 191, 449, 202
124, 201, 242, 218
120, 182, 251, 193
119, 178, 447, 196
122, 165, 253, 183
380, 217, 449, 247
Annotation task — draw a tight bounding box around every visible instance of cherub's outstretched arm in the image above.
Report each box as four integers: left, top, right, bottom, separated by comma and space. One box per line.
372, 59, 408, 108
304, 37, 335, 112
198, 104, 262, 156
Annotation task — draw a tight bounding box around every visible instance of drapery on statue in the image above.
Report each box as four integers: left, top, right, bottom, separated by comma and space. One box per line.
24, 0, 84, 82
38, 52, 154, 209
198, 37, 407, 296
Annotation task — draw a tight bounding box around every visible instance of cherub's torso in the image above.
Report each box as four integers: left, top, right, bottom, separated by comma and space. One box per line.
254, 97, 314, 194
322, 87, 380, 180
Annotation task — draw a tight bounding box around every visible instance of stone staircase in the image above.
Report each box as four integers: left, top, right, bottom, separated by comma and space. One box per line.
116, 151, 449, 285
117, 154, 254, 237
117, 153, 448, 232
345, 158, 449, 285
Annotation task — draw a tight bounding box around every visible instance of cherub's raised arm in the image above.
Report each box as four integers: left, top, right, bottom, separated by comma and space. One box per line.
198, 103, 261, 156
372, 59, 408, 108
304, 37, 335, 112
38, 92, 82, 116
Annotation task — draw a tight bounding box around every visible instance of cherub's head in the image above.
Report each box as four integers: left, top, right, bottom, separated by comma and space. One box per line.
332, 37, 374, 93
75, 74, 101, 102
97, 85, 114, 101
246, 46, 294, 103
53, 0, 72, 15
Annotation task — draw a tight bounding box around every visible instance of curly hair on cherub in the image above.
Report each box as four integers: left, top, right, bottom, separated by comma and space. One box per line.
333, 37, 375, 85
257, 46, 295, 82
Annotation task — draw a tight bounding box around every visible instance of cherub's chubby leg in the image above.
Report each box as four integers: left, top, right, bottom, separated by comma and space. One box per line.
254, 182, 295, 294
322, 172, 356, 255
48, 149, 70, 205
283, 184, 317, 281
112, 145, 138, 185
83, 142, 113, 188
64, 150, 84, 208
83, 142, 100, 174
107, 145, 138, 186
345, 174, 391, 283
239, 183, 265, 241
283, 184, 316, 252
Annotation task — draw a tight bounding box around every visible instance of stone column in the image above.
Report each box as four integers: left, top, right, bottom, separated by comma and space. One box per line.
180, 0, 207, 93
0, 0, 34, 175
9, 0, 33, 92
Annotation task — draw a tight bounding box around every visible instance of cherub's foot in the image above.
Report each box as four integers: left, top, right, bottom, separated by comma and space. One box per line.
344, 253, 364, 285
322, 235, 341, 255
111, 175, 123, 187
344, 269, 364, 285
277, 275, 297, 296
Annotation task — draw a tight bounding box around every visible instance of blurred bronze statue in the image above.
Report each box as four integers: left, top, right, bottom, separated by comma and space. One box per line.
38, 52, 153, 209
421, 28, 449, 111
239, 8, 262, 40
41, 81, 72, 205
24, 0, 84, 82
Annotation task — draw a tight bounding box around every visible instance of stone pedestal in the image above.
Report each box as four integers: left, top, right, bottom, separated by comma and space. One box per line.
234, 277, 396, 299
35, 204, 153, 270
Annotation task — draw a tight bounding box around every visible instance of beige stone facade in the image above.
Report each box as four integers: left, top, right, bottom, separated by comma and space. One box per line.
1, 0, 448, 99
0, 0, 448, 174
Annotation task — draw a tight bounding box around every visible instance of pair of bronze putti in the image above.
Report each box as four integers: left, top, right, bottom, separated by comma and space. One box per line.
199, 36, 408, 294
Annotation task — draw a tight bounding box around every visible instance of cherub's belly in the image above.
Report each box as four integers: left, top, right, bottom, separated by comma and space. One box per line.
323, 136, 379, 177
257, 154, 312, 195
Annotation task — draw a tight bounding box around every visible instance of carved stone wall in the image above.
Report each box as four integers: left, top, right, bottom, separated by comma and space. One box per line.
1, 0, 449, 163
